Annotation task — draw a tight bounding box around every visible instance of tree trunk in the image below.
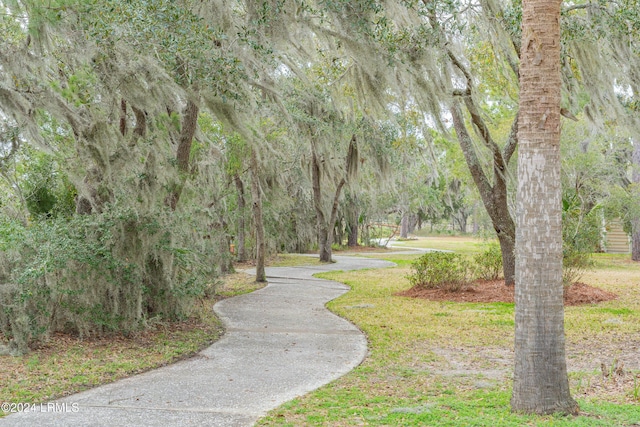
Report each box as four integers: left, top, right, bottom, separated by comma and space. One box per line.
168, 98, 198, 211
132, 106, 146, 138
250, 151, 266, 282
311, 147, 330, 262
326, 177, 345, 260
400, 213, 409, 239
409, 214, 418, 234
450, 104, 516, 285
119, 99, 127, 136
217, 219, 233, 274
310, 136, 354, 261
498, 232, 515, 286
334, 218, 344, 249
632, 219, 640, 261
631, 139, 640, 261
472, 204, 479, 234
511, 0, 578, 415
454, 212, 468, 233
234, 174, 247, 262
310, 145, 345, 263
347, 205, 359, 247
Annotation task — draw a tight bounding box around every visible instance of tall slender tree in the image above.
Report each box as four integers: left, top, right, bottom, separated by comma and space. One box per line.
511, 0, 578, 415
250, 149, 266, 282
631, 139, 640, 261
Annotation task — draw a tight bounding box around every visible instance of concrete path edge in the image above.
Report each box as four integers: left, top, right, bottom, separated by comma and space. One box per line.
0, 255, 395, 427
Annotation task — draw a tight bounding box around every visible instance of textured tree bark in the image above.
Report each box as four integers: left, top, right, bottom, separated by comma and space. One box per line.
168, 99, 198, 211
347, 224, 358, 247
311, 145, 346, 263
631, 139, 640, 261
234, 174, 247, 263
347, 197, 359, 247
498, 232, 516, 287
311, 146, 331, 262
132, 106, 147, 138
400, 213, 409, 239
632, 218, 640, 261
310, 135, 356, 261
176, 99, 198, 173
511, 0, 579, 415
328, 178, 346, 245
216, 218, 233, 274
250, 151, 266, 282
119, 99, 127, 136
450, 104, 516, 285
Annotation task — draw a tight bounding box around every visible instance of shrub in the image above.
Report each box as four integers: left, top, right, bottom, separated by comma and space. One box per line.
407, 251, 473, 292
473, 243, 503, 280
562, 247, 594, 287
0, 206, 221, 354
562, 202, 600, 287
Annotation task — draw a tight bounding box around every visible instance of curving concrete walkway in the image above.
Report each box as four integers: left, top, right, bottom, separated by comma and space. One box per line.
1, 255, 394, 427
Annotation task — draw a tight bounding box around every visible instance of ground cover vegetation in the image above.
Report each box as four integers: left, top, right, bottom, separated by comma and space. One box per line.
0, 0, 639, 416
0, 255, 314, 412
258, 242, 640, 426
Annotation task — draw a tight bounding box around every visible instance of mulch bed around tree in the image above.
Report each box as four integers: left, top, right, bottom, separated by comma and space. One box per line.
397, 280, 618, 306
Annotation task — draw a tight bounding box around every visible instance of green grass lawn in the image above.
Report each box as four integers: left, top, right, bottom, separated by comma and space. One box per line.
257, 244, 640, 426
3, 238, 639, 425
390, 235, 493, 256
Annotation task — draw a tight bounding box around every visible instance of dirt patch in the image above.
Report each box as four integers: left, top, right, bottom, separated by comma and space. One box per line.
427, 344, 640, 403
22, 315, 222, 354
396, 279, 617, 306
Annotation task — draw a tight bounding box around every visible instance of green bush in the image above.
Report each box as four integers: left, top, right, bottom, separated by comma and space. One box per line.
21, 148, 76, 219
562, 202, 600, 287
407, 251, 472, 292
473, 243, 503, 280
0, 206, 221, 354
562, 247, 594, 287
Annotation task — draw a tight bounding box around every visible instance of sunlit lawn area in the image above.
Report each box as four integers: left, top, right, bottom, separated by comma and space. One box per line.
258, 244, 640, 426
390, 235, 493, 256
2, 238, 639, 426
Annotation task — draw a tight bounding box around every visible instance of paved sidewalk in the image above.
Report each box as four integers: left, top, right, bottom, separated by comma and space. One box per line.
1, 255, 394, 427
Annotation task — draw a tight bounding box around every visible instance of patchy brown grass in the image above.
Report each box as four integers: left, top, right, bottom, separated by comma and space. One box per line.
258, 251, 640, 426
0, 268, 262, 410
0, 314, 224, 407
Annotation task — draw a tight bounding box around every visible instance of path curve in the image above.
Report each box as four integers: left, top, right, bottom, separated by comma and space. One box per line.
1, 255, 394, 427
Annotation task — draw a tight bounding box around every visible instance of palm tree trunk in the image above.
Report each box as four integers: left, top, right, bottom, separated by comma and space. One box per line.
631, 139, 640, 261
511, 0, 578, 415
